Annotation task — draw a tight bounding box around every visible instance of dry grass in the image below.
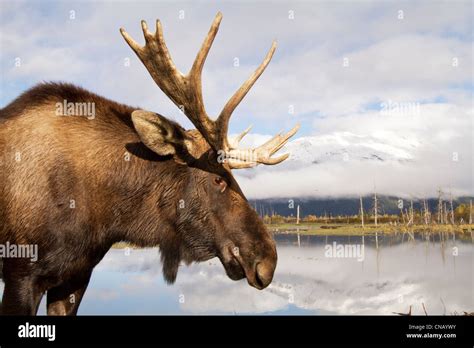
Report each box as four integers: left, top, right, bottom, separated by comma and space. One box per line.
268, 222, 474, 237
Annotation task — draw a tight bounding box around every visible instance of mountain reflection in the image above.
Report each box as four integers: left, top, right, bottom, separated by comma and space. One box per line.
13, 234, 470, 315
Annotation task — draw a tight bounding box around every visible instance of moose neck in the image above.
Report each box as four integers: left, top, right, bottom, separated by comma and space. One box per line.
102, 141, 188, 249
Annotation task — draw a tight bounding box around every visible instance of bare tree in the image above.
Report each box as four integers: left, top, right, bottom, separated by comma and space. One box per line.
404, 208, 412, 226
423, 199, 429, 225
437, 189, 443, 224
449, 194, 455, 225
373, 190, 378, 226
399, 199, 406, 225
444, 202, 448, 225
296, 205, 300, 225
469, 200, 473, 238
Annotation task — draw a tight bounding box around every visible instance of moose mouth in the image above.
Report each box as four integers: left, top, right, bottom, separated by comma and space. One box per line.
220, 245, 267, 290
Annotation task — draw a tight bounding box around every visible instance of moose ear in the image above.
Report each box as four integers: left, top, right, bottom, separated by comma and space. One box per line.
131, 110, 186, 156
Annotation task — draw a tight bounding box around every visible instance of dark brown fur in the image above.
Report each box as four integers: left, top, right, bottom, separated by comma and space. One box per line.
0, 82, 277, 315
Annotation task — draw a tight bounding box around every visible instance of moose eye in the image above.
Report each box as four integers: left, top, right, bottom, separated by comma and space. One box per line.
213, 177, 227, 192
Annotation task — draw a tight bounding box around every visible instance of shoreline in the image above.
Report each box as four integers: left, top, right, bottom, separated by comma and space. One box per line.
111, 223, 474, 248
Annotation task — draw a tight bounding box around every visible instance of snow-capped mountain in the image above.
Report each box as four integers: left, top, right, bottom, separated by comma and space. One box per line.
282, 131, 421, 165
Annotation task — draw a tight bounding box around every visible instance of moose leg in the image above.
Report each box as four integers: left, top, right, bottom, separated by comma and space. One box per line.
1, 276, 45, 315
46, 271, 92, 316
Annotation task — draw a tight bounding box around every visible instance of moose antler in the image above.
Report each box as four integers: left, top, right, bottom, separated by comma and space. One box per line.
120, 12, 298, 168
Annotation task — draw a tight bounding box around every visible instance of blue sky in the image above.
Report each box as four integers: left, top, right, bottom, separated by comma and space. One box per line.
1, 0, 472, 197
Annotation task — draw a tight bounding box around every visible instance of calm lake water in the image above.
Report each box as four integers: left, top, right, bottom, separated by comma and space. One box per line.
1, 233, 472, 315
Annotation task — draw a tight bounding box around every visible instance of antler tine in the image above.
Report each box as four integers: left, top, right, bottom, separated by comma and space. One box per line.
217, 41, 277, 147
120, 27, 143, 54
228, 125, 253, 149
185, 12, 223, 143
141, 20, 152, 42
259, 123, 300, 156
225, 124, 300, 168
190, 12, 223, 77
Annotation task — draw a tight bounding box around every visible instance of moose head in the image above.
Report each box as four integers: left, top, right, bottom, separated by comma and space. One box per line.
120, 12, 298, 289
0, 12, 301, 316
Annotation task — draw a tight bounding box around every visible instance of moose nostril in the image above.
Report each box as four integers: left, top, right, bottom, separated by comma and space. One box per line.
255, 262, 274, 289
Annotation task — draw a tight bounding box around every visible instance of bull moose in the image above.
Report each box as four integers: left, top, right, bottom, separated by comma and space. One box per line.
0, 12, 298, 315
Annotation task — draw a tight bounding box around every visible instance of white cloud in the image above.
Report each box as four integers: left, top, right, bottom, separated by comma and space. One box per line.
236, 103, 472, 198
0, 0, 471, 198
67, 242, 472, 315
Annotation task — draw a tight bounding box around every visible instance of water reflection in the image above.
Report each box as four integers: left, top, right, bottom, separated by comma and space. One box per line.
1, 233, 472, 315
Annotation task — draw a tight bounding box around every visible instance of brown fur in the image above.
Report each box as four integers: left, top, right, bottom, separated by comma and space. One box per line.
0, 82, 277, 315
